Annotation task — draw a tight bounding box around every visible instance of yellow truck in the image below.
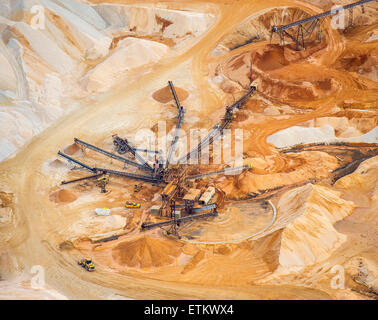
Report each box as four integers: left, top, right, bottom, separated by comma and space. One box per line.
125, 201, 141, 208
78, 258, 95, 272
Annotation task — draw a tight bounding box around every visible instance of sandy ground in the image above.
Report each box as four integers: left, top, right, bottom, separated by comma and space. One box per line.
0, 0, 377, 300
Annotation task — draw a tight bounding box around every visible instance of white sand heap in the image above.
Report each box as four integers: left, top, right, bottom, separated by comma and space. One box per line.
94, 4, 214, 43
13, 21, 76, 74
267, 125, 378, 148
65, 212, 126, 241
40, 0, 112, 60
276, 184, 355, 270
81, 37, 169, 92
301, 117, 377, 138
0, 46, 17, 92
0, 102, 44, 162
0, 0, 214, 163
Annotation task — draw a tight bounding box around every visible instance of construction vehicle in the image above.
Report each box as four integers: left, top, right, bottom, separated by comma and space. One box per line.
78, 258, 95, 272
125, 201, 141, 208
134, 184, 142, 193
96, 174, 109, 193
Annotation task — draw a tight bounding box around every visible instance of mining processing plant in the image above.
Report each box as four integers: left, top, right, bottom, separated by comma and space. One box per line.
56, 0, 374, 239
271, 0, 375, 49
58, 81, 257, 237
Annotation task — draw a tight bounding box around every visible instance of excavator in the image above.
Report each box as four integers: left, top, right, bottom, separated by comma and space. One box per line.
96, 174, 109, 193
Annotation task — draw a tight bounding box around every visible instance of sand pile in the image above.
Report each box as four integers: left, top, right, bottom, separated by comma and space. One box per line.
180, 201, 274, 243
152, 85, 189, 104
334, 156, 378, 195
66, 212, 126, 240
49, 189, 77, 204
81, 37, 169, 92
0, 103, 45, 162
0, 0, 78, 162
0, 49, 17, 92
219, 151, 338, 198
63, 143, 81, 156
41, 0, 112, 60
300, 0, 333, 8
48, 159, 66, 169
0, 1, 214, 163
216, 7, 312, 50
178, 241, 275, 285
333, 45, 378, 82
267, 125, 378, 148
345, 255, 378, 293
276, 184, 355, 269
112, 236, 182, 268
216, 43, 336, 103
219, 0, 376, 46
93, 4, 214, 46
300, 117, 377, 138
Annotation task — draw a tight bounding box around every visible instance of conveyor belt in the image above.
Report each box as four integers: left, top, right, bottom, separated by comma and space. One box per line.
230, 86, 257, 110
179, 86, 256, 164
192, 203, 217, 212
166, 107, 185, 167
178, 124, 221, 164
61, 173, 104, 185
168, 80, 181, 110
272, 0, 375, 32
58, 151, 97, 172
133, 148, 159, 154
74, 138, 152, 172
166, 81, 185, 167
94, 167, 161, 183
186, 164, 253, 180
230, 35, 260, 50
113, 136, 153, 171
58, 151, 160, 183
141, 210, 217, 230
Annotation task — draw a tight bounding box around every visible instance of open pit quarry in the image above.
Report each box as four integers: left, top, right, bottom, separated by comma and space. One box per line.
0, 0, 377, 301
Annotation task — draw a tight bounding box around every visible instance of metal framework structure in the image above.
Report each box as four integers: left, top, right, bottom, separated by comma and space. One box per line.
230, 35, 260, 50
61, 173, 104, 185
178, 85, 257, 165
186, 164, 253, 181
57, 77, 257, 233
112, 135, 154, 171
58, 152, 160, 184
272, 0, 375, 49
141, 205, 218, 231
166, 81, 185, 168
74, 138, 151, 172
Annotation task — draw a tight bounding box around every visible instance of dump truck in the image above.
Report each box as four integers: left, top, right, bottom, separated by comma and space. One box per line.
125, 201, 141, 208
78, 258, 95, 272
